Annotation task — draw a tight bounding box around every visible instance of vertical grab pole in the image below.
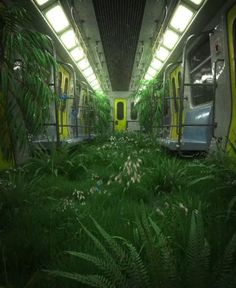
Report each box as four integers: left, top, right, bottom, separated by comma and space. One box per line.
178, 34, 195, 152
46, 35, 60, 147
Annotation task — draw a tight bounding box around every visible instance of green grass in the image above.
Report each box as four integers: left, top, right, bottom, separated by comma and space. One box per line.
0, 132, 236, 287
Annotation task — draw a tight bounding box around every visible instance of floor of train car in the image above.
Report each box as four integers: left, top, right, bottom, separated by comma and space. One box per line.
0, 132, 236, 288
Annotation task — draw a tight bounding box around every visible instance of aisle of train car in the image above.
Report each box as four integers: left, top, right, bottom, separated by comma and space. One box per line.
1, 0, 236, 287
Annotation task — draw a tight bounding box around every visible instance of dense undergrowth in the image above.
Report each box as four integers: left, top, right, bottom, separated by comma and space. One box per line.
0, 133, 236, 287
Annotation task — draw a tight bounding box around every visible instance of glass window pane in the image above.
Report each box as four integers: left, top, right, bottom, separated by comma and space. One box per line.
117, 102, 124, 120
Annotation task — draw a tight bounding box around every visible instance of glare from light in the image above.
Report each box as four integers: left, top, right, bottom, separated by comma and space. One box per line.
70, 47, 84, 61
45, 5, 70, 33
144, 73, 153, 81
189, 0, 203, 5
78, 58, 90, 70
162, 28, 180, 50
170, 4, 194, 33
155, 46, 170, 61
93, 84, 101, 90
150, 58, 162, 70
87, 73, 96, 83
82, 67, 93, 77
35, 0, 49, 5
147, 67, 157, 77
90, 79, 99, 87
60, 29, 77, 50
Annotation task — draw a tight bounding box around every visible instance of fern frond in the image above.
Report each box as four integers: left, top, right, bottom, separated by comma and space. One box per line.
46, 270, 115, 288
214, 234, 236, 288
185, 210, 210, 288
80, 221, 129, 288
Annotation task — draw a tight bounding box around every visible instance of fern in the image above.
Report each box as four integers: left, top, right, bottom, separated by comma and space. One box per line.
214, 234, 236, 288
47, 271, 115, 288
47, 219, 151, 288
184, 209, 210, 288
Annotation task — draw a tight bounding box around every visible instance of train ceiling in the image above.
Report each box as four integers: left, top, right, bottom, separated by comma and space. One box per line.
69, 0, 170, 91
7, 0, 229, 92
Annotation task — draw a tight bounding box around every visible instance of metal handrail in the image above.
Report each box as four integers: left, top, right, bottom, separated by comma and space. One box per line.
177, 30, 214, 152
45, 35, 60, 146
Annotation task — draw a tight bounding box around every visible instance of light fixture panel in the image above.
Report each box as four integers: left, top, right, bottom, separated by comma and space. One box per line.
83, 67, 94, 77
150, 58, 162, 70
162, 28, 179, 50
87, 74, 96, 83
155, 46, 170, 61
60, 29, 77, 50
144, 74, 153, 81
189, 0, 204, 5
78, 58, 90, 71
70, 47, 84, 61
147, 67, 157, 77
45, 5, 70, 33
170, 4, 194, 33
35, 0, 50, 5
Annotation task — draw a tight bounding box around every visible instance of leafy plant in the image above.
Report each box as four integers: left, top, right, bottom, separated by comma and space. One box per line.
0, 4, 56, 164
94, 92, 111, 135
131, 76, 166, 134
47, 218, 150, 288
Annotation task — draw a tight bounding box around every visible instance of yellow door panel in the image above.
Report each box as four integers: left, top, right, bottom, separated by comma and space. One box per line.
227, 3, 236, 154
170, 66, 181, 140
114, 99, 126, 132
58, 65, 70, 140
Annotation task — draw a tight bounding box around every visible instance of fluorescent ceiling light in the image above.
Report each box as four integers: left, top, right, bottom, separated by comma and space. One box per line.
87, 73, 96, 83
70, 47, 84, 61
147, 67, 157, 77
60, 29, 77, 50
162, 28, 179, 50
45, 5, 70, 33
170, 4, 194, 33
82, 67, 93, 77
78, 58, 90, 70
35, 0, 49, 5
144, 74, 153, 81
155, 46, 169, 61
90, 79, 99, 87
189, 0, 203, 5
150, 58, 162, 70
93, 85, 101, 91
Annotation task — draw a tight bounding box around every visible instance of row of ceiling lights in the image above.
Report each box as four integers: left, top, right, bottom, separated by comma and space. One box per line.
143, 0, 205, 83
34, 0, 102, 91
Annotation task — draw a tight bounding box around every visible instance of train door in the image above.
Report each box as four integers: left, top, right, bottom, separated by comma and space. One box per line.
114, 99, 127, 132
58, 66, 70, 140
169, 66, 181, 140
227, 3, 236, 154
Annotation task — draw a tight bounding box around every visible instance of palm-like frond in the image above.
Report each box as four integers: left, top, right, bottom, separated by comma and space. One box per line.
0, 5, 56, 163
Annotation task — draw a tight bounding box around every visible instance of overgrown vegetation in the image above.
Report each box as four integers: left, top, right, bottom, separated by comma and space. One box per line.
131, 77, 166, 134
0, 4, 56, 163
94, 92, 112, 135
0, 133, 236, 287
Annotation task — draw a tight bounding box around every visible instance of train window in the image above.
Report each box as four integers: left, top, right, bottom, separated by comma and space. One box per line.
189, 38, 213, 105
64, 77, 69, 94
171, 78, 178, 112
189, 38, 211, 71
130, 102, 137, 120
117, 102, 124, 120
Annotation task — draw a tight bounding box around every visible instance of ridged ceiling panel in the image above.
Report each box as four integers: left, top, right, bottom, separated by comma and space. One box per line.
93, 0, 146, 91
